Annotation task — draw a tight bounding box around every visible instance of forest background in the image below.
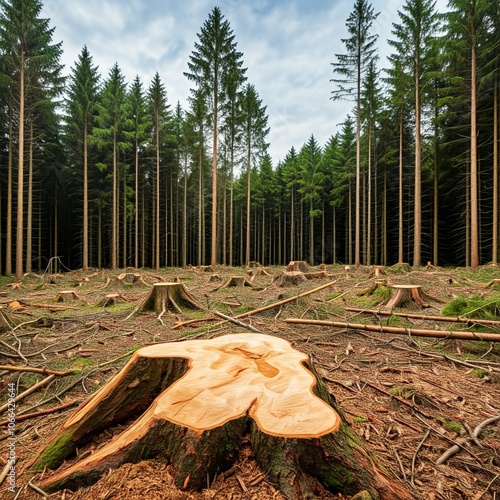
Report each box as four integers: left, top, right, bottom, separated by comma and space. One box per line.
0, 0, 499, 279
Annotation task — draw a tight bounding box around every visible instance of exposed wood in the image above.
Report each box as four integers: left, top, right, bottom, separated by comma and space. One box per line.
303, 270, 329, 280
96, 293, 131, 307
273, 270, 307, 287
285, 260, 312, 273
371, 266, 386, 278
484, 278, 500, 288
31, 334, 412, 499
208, 273, 221, 282
113, 272, 148, 287
385, 284, 426, 309
126, 282, 203, 320
346, 307, 500, 327
285, 318, 500, 342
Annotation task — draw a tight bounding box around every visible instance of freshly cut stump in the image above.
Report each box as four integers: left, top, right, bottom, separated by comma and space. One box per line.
286, 260, 312, 273
32, 334, 412, 499
273, 270, 307, 287
385, 284, 426, 309
127, 282, 202, 320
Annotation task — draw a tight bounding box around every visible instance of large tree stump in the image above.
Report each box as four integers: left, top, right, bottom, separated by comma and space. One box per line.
126, 282, 203, 320
31, 334, 412, 499
286, 261, 312, 273
385, 284, 426, 309
273, 270, 307, 287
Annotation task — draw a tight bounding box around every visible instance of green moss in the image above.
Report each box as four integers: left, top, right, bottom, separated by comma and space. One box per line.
32, 432, 75, 470
471, 368, 491, 378
441, 293, 500, 321
439, 417, 465, 436
353, 416, 368, 424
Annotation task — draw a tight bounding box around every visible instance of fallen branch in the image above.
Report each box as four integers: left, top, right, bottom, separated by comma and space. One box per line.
346, 307, 500, 327
0, 375, 56, 414
285, 318, 500, 342
172, 280, 337, 330
0, 400, 80, 426
435, 415, 500, 465
213, 310, 262, 332
0, 365, 76, 377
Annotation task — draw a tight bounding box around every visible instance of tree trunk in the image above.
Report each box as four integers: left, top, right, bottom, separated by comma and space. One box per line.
31, 334, 412, 500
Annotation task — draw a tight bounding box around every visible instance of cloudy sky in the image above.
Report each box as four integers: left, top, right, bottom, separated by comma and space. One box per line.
41, 0, 447, 164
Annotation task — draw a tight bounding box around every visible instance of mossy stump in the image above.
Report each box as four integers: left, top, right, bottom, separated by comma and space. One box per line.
385, 284, 426, 309
30, 334, 413, 500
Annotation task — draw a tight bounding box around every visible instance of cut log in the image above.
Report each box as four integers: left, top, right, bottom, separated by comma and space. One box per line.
31, 334, 412, 499
286, 260, 312, 273
385, 284, 426, 309
96, 293, 131, 307
303, 270, 329, 280
126, 282, 203, 320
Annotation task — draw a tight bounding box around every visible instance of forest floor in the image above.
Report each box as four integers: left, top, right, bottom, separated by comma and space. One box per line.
0, 262, 499, 500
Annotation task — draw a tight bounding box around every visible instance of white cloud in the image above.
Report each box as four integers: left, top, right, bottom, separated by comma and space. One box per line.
42, 0, 448, 164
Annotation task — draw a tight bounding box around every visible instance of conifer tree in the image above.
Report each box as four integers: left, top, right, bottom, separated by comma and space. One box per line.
185, 6, 246, 265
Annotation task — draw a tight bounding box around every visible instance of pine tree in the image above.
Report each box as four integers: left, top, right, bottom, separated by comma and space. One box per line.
331, 0, 379, 266
388, 0, 441, 266
0, 0, 63, 278
185, 6, 247, 266
65, 46, 100, 270
93, 63, 128, 269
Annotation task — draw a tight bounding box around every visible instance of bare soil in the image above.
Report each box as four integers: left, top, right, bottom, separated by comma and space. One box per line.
1, 263, 499, 499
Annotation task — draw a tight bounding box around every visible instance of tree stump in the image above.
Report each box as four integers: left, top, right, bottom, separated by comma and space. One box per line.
114, 272, 146, 286
371, 266, 385, 278
217, 276, 254, 290
303, 270, 329, 280
356, 280, 388, 297
286, 261, 312, 273
54, 290, 81, 302
31, 334, 412, 499
273, 270, 307, 287
385, 284, 426, 309
126, 282, 203, 320
97, 293, 130, 307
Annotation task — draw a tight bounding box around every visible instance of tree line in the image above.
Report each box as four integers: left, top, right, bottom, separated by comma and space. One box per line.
0, 0, 499, 278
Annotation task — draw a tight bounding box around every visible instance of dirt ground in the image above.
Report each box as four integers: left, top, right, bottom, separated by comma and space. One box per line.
0, 263, 499, 499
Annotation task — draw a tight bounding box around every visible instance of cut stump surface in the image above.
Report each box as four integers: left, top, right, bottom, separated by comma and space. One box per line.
32, 334, 413, 499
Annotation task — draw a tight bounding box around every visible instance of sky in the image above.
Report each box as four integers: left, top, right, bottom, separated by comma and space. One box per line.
41, 0, 448, 165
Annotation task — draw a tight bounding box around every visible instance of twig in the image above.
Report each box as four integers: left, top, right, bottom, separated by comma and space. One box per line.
0, 375, 56, 414
0, 459, 16, 486
28, 480, 49, 497
0, 400, 80, 426
393, 450, 407, 482
0, 365, 76, 377
410, 429, 430, 486
473, 474, 500, 500
214, 310, 262, 332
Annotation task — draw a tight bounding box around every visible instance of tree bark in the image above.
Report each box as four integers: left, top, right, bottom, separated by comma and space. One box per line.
31, 334, 412, 499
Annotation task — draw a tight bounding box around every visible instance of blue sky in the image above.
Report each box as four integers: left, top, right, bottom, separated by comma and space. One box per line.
41, 0, 447, 164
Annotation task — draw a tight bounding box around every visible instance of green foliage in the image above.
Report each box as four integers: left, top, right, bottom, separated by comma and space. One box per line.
441, 293, 500, 320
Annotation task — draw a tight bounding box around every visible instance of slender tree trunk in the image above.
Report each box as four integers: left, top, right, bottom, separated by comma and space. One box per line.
26, 118, 33, 273
492, 73, 498, 264
15, 57, 25, 281
83, 121, 89, 270
156, 120, 161, 270
398, 111, 404, 264
413, 66, 422, 267
198, 139, 204, 266
290, 187, 295, 261
134, 137, 139, 269
112, 131, 118, 270
355, 66, 361, 266
470, 42, 479, 267
367, 125, 372, 266
245, 143, 251, 266
211, 96, 218, 267
433, 101, 439, 266
182, 153, 188, 267
6, 107, 13, 276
